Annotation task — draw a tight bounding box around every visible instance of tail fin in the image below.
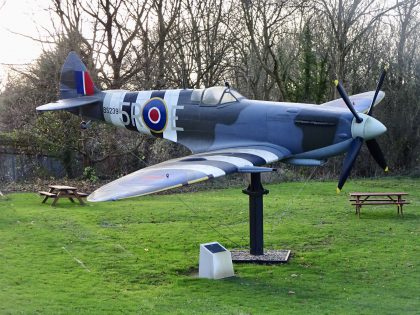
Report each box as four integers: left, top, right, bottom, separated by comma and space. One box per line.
59, 51, 100, 99
37, 52, 101, 112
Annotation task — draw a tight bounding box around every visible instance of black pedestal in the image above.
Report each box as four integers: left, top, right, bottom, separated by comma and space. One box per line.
231, 172, 291, 264
242, 172, 269, 255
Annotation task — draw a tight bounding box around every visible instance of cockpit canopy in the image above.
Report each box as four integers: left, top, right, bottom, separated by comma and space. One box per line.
191, 86, 244, 106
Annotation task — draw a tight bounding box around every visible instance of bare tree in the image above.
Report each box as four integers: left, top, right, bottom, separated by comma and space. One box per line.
382, 0, 420, 170
394, 0, 420, 85
240, 0, 306, 101
78, 0, 148, 88
317, 0, 399, 84
136, 0, 181, 89
168, 0, 235, 89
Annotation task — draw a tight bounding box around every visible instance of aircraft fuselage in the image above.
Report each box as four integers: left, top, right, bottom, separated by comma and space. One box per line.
78, 88, 355, 164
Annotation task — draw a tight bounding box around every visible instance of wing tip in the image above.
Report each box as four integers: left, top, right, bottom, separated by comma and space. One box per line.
36, 103, 58, 111
87, 193, 113, 202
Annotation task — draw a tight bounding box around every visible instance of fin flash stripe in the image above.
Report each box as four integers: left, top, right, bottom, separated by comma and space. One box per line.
75, 71, 94, 96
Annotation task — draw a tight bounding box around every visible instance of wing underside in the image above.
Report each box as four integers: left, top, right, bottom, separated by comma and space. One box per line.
87, 145, 289, 202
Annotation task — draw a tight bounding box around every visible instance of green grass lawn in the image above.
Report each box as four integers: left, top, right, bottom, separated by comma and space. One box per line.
0, 177, 419, 314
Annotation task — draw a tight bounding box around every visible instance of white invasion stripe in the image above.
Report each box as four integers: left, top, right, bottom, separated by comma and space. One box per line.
163, 89, 180, 142
103, 92, 113, 123
110, 92, 126, 127
204, 155, 253, 167
136, 90, 153, 106
158, 164, 226, 177
135, 91, 153, 134
164, 89, 181, 104
215, 148, 279, 163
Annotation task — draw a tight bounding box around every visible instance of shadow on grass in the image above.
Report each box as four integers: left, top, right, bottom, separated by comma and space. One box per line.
356, 211, 419, 221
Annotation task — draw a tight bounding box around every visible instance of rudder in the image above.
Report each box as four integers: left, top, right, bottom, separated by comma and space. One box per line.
59, 52, 100, 99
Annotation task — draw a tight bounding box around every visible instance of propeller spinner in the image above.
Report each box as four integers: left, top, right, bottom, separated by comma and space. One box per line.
334, 69, 389, 193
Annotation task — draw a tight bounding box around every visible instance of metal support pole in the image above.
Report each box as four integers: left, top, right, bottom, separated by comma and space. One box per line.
242, 172, 269, 255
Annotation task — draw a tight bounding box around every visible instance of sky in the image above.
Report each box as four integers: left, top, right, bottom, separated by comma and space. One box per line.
0, 0, 53, 83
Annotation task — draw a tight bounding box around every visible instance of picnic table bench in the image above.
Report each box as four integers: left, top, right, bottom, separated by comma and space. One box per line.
39, 185, 88, 206
349, 192, 410, 218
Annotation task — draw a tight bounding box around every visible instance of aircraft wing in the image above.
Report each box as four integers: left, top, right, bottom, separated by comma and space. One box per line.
321, 91, 385, 113
87, 145, 289, 202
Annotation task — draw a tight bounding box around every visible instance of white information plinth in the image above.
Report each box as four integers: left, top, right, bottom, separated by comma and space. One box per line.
199, 242, 234, 279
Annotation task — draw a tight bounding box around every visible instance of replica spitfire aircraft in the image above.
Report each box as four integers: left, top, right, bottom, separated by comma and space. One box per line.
37, 52, 388, 202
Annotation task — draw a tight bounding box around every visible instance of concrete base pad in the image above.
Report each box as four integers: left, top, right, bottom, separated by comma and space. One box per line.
231, 249, 291, 264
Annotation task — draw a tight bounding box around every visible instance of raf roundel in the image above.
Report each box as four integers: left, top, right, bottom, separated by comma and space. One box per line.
142, 97, 168, 133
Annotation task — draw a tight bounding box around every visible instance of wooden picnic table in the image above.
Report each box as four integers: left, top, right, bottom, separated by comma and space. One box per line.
349, 192, 410, 218
39, 185, 88, 206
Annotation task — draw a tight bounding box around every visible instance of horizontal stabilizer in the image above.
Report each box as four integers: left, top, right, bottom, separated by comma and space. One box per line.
36, 96, 100, 111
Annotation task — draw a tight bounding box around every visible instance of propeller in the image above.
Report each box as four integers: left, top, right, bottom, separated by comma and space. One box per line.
335, 69, 389, 193
334, 80, 363, 123
367, 69, 387, 116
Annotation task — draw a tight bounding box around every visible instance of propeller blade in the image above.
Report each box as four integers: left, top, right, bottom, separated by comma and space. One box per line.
334, 80, 363, 123
337, 137, 364, 193
366, 139, 388, 172
367, 68, 387, 116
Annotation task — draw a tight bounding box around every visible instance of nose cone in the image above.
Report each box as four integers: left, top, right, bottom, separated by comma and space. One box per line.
365, 116, 387, 139
351, 113, 387, 140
